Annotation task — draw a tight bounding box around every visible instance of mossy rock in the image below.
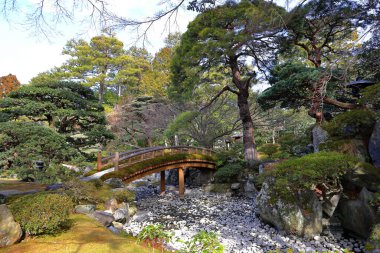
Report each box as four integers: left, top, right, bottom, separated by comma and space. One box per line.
319, 138, 370, 162
323, 109, 377, 139
342, 162, 380, 192
365, 224, 380, 251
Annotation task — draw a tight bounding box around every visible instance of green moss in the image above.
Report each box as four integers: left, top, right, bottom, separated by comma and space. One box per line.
260, 152, 359, 202
319, 139, 370, 162
208, 183, 231, 193
214, 162, 242, 183
100, 153, 215, 180
323, 109, 377, 138
360, 83, 380, 109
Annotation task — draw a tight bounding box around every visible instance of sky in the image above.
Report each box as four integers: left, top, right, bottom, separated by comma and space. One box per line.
0, 0, 197, 84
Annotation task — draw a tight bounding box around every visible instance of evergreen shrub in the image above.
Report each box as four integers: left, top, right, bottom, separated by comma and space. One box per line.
10, 193, 73, 235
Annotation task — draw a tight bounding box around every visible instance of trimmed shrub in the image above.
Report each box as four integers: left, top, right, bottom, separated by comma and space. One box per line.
360, 83, 380, 110
323, 109, 377, 139
259, 152, 359, 202
259, 143, 280, 159
113, 189, 136, 203
10, 193, 73, 235
214, 162, 242, 183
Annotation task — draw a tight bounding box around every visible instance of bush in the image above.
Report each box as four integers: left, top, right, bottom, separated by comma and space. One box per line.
258, 144, 280, 159
259, 152, 359, 202
214, 162, 242, 183
10, 193, 73, 235
113, 189, 136, 203
360, 83, 380, 110
137, 224, 172, 248
323, 109, 377, 139
180, 231, 224, 253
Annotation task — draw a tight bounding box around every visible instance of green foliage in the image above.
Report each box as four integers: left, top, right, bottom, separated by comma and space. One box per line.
214, 163, 242, 183
99, 153, 215, 180
113, 189, 136, 203
10, 193, 73, 235
180, 231, 224, 253
260, 152, 359, 201
258, 144, 280, 159
0, 122, 83, 181
323, 109, 377, 138
0, 81, 113, 153
258, 62, 321, 110
137, 224, 172, 248
360, 83, 380, 110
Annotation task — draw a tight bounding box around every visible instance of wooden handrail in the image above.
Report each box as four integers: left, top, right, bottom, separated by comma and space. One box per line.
97, 146, 215, 172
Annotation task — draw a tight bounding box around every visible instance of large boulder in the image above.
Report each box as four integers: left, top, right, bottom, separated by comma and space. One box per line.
256, 180, 323, 238
342, 162, 380, 192
312, 124, 328, 152
369, 119, 380, 168
90, 211, 115, 227
75, 204, 96, 214
185, 168, 214, 187
0, 204, 22, 247
338, 188, 376, 239
113, 207, 129, 224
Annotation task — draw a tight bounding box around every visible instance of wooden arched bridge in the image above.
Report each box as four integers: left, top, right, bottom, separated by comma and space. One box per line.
84, 146, 216, 199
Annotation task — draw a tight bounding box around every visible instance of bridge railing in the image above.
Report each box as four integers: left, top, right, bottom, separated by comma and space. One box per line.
96, 146, 214, 172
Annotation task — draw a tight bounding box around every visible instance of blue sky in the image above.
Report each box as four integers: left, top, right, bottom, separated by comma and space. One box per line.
0, 0, 196, 83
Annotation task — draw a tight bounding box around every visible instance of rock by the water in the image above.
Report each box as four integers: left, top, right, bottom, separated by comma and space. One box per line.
337, 188, 376, 238
256, 180, 322, 238
369, 119, 380, 168
75, 204, 96, 214
104, 178, 125, 188
312, 124, 328, 152
0, 205, 22, 247
90, 211, 115, 227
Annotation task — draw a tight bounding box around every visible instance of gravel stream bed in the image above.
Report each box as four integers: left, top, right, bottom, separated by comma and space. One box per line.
123, 187, 365, 252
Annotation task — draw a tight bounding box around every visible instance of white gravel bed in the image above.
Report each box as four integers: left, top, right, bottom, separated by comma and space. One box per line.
123, 188, 364, 253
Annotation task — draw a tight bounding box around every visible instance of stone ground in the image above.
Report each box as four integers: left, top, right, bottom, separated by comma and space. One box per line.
123, 187, 365, 253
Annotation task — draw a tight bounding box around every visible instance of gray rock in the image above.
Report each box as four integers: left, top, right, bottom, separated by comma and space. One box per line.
167, 169, 179, 186
369, 119, 380, 168
113, 208, 129, 223
45, 183, 63, 191
105, 198, 119, 213
322, 192, 341, 217
185, 168, 214, 187
337, 188, 376, 238
312, 124, 328, 152
256, 180, 322, 238
0, 204, 22, 247
231, 183, 241, 190
75, 204, 96, 214
104, 178, 125, 188
112, 221, 124, 230
90, 211, 115, 227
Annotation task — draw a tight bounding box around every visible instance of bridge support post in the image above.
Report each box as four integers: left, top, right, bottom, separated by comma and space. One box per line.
97, 151, 102, 172
160, 171, 166, 194
178, 167, 185, 199
114, 152, 119, 171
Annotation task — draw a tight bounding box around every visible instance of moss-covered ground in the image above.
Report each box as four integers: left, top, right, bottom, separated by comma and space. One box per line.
0, 214, 149, 253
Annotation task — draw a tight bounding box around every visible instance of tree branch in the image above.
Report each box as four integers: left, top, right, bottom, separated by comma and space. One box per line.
200, 85, 239, 112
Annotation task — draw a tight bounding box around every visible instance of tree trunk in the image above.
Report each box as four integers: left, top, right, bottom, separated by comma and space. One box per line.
229, 56, 258, 166
237, 91, 258, 166
99, 82, 105, 105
